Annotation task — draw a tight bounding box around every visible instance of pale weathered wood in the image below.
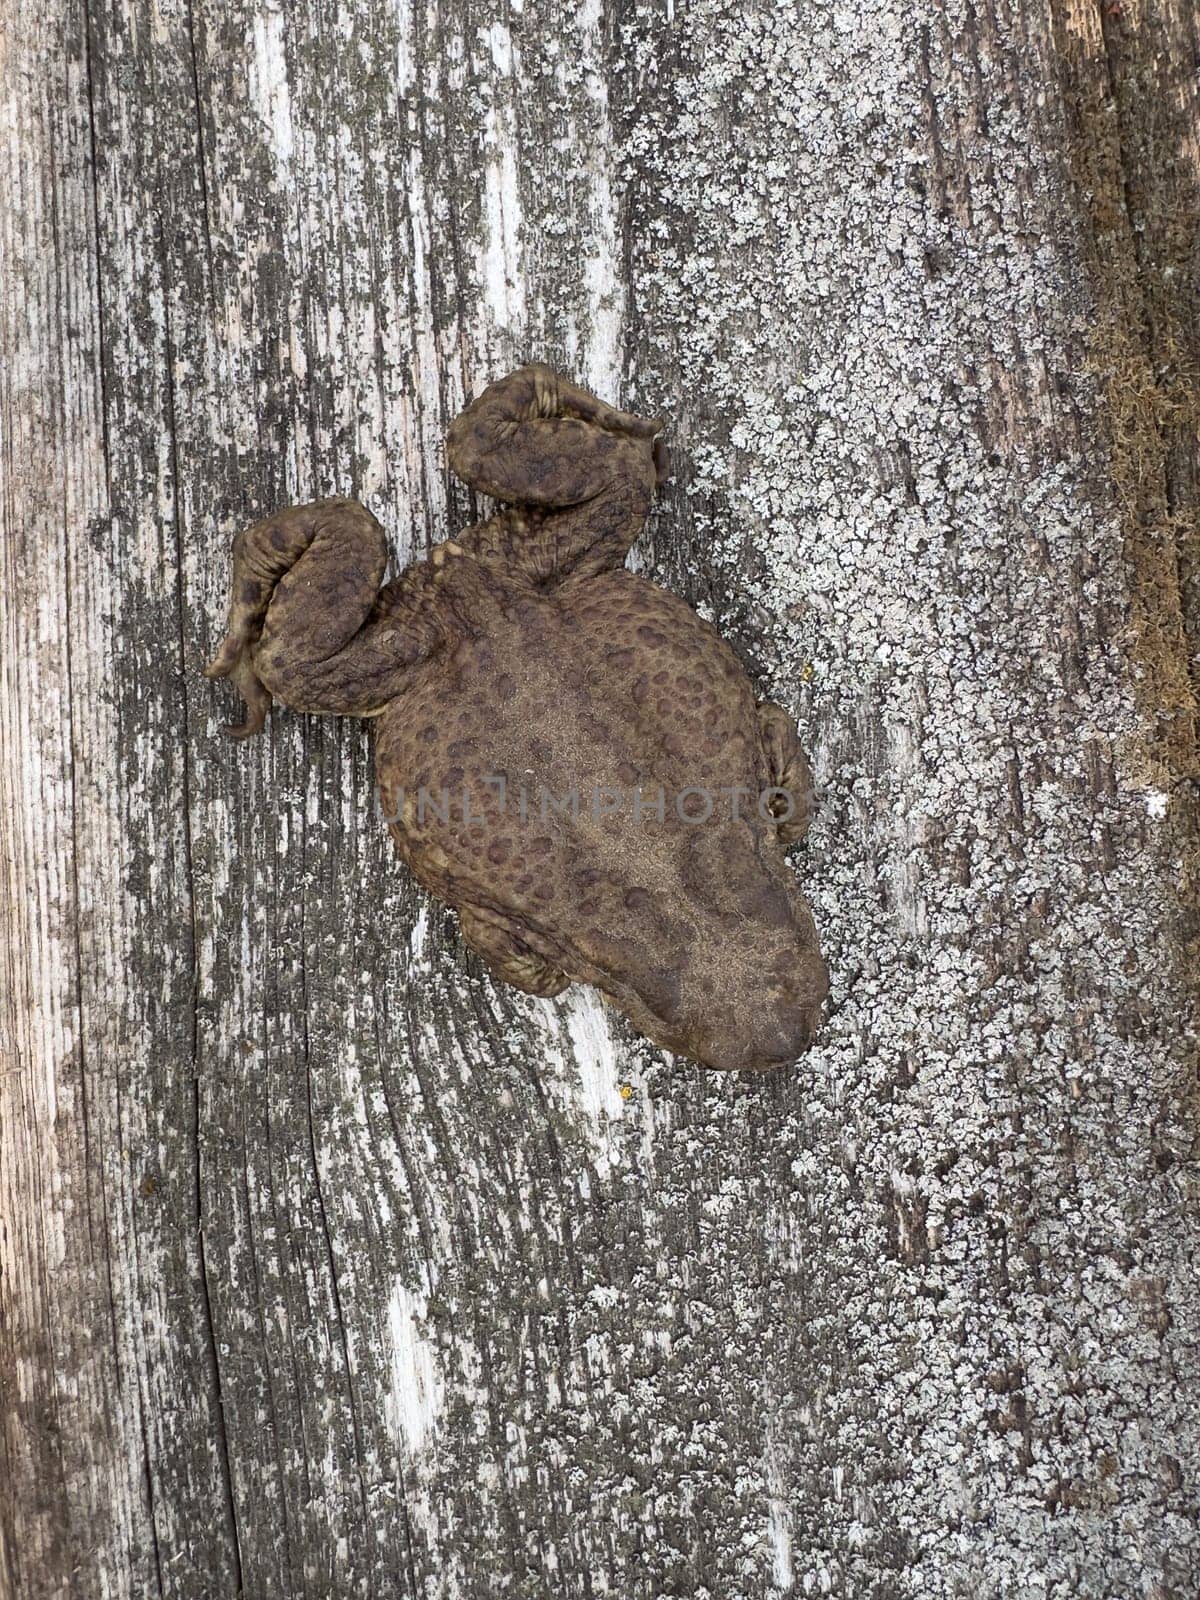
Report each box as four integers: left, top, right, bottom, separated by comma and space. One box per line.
2, 0, 1197, 1596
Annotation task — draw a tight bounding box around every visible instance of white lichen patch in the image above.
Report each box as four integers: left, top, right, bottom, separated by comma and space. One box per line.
248, 7, 294, 169
384, 1278, 444, 1456
531, 988, 627, 1174
562, 990, 628, 1131
479, 23, 527, 342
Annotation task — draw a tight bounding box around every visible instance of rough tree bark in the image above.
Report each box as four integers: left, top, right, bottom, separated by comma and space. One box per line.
1, 0, 1197, 1596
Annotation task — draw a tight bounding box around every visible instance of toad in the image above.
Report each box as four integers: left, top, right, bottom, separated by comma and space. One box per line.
206, 365, 828, 1070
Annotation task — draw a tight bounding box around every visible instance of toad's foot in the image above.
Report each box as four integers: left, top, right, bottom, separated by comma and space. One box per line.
758, 700, 817, 848
458, 905, 570, 998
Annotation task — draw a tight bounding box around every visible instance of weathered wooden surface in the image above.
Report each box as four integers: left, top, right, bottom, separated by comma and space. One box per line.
2, 0, 1198, 1595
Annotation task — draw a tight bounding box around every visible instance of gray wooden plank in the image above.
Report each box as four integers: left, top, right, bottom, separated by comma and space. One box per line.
1, 0, 1197, 1596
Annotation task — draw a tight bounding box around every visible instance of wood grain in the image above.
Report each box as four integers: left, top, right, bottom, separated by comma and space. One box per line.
2, 0, 1197, 1595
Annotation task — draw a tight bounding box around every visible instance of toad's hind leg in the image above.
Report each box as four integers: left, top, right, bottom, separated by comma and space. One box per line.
458, 905, 570, 998
758, 700, 817, 847
206, 498, 440, 737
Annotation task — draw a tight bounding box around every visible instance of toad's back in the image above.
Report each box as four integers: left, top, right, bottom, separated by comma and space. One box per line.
375, 566, 764, 826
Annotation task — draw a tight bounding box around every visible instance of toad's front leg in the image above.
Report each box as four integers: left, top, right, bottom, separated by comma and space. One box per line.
206, 498, 442, 737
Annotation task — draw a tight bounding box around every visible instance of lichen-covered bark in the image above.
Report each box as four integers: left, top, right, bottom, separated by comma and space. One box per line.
1, 1, 1196, 1597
